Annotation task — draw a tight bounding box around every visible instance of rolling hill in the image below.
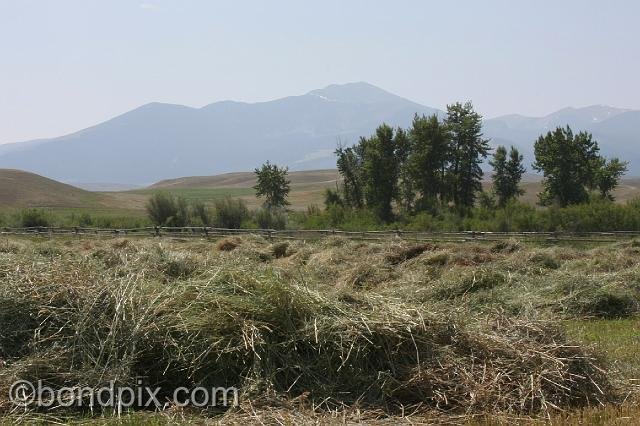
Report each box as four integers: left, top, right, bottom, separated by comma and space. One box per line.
0, 169, 145, 209
0, 169, 98, 207
150, 169, 339, 189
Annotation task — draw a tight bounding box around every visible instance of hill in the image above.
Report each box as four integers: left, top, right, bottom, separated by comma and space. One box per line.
150, 169, 339, 189
0, 169, 146, 210
0, 169, 99, 207
141, 169, 341, 210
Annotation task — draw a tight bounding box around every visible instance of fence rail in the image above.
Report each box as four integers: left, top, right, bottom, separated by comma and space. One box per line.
2, 226, 640, 243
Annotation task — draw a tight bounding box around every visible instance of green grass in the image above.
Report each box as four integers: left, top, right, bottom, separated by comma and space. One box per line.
0, 207, 150, 228
566, 318, 640, 381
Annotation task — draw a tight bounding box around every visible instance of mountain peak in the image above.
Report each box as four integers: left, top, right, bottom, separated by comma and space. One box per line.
307, 82, 408, 104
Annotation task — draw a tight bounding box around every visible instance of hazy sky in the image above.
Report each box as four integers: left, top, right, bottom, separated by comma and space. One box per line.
1, 0, 639, 144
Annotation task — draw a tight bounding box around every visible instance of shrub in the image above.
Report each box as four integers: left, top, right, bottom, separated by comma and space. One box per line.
145, 191, 189, 226
18, 209, 50, 228
255, 207, 287, 230
191, 201, 213, 226
213, 197, 249, 229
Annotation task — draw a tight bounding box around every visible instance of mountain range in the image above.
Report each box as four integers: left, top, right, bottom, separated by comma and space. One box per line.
0, 82, 638, 186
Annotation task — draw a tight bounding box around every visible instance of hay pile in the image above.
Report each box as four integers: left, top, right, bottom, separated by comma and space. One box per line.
0, 236, 631, 420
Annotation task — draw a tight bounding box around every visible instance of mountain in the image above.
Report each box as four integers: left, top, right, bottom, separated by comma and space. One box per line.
484, 106, 640, 174
1, 83, 639, 185
0, 82, 441, 185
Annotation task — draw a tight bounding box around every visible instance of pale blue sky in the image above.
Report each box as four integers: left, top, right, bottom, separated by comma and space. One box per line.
1, 0, 639, 144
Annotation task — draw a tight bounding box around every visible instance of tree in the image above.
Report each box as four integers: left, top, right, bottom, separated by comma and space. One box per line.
490, 145, 525, 207
254, 161, 291, 209
394, 127, 414, 213
335, 145, 364, 209
360, 124, 401, 222
323, 186, 344, 207
594, 158, 628, 200
445, 102, 490, 212
532, 127, 601, 206
406, 114, 450, 210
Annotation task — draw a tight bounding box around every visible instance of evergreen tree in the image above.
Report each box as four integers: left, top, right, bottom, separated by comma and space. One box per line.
532, 127, 601, 206
490, 145, 525, 207
445, 102, 490, 212
253, 161, 291, 209
406, 114, 450, 210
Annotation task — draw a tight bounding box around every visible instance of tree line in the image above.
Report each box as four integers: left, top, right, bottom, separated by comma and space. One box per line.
327, 102, 627, 222
143, 103, 629, 230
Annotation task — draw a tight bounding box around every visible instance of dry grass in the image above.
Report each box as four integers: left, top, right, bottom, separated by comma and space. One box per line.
0, 236, 638, 423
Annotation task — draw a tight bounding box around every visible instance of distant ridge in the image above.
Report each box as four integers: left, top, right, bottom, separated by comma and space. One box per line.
1, 82, 638, 185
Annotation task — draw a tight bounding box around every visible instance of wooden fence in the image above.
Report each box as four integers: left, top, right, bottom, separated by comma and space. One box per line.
2, 226, 640, 243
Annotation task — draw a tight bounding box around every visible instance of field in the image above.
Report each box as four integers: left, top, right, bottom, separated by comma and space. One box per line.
0, 234, 638, 424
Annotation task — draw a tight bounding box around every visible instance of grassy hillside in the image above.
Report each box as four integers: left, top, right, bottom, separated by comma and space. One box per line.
138, 169, 341, 210
150, 169, 340, 189
0, 169, 148, 228
0, 169, 147, 210
0, 169, 101, 208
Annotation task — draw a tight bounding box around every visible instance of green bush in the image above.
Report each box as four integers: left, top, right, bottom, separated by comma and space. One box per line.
255, 207, 287, 230
191, 201, 213, 226
145, 191, 189, 226
214, 197, 249, 229
18, 209, 51, 228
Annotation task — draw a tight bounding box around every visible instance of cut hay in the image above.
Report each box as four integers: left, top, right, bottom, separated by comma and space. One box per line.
217, 236, 242, 251
0, 236, 632, 421
385, 243, 434, 265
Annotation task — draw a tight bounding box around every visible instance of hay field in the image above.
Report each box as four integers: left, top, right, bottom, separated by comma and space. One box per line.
0, 235, 638, 423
